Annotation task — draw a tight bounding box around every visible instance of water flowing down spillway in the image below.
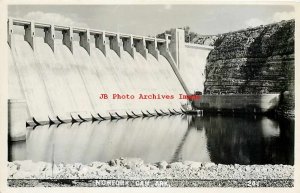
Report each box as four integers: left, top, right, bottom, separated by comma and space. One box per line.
8, 34, 186, 122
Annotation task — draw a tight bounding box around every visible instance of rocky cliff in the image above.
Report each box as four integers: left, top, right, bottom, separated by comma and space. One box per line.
204, 20, 294, 117
204, 20, 294, 94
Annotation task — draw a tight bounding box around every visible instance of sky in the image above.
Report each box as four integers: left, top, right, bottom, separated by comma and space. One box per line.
8, 4, 295, 36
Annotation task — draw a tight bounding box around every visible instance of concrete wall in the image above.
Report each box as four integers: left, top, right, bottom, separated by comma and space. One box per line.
193, 94, 280, 113
180, 44, 213, 93
7, 19, 219, 140
169, 29, 214, 94
8, 99, 30, 141
8, 18, 190, 139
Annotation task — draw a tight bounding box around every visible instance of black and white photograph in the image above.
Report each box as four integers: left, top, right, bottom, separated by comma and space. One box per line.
0, 0, 299, 191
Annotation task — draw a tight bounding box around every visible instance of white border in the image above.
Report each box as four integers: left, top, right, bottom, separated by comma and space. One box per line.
0, 1, 299, 193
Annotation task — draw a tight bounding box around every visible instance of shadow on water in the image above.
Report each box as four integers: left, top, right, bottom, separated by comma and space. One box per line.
201, 114, 294, 165
8, 115, 294, 165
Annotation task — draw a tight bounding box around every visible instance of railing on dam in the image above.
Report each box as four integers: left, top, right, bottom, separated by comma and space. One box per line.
185, 43, 214, 50
8, 17, 171, 58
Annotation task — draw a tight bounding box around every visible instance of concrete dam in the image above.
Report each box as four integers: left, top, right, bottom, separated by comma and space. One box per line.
8, 18, 213, 140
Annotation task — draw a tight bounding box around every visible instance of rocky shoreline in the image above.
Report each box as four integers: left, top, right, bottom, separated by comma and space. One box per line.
8, 158, 294, 181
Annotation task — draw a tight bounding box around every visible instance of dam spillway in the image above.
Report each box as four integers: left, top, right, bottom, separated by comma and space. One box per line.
8, 18, 213, 139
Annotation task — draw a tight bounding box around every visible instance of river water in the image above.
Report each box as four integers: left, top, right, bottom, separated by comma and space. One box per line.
8, 115, 294, 165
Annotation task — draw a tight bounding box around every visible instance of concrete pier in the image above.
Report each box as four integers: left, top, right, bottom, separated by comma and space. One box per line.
7, 18, 13, 48
122, 36, 135, 58
62, 27, 73, 53
24, 22, 35, 50
169, 29, 185, 69
95, 32, 108, 56
79, 29, 90, 55
110, 33, 122, 57
44, 25, 55, 52
8, 99, 30, 141
146, 39, 159, 60
135, 37, 147, 59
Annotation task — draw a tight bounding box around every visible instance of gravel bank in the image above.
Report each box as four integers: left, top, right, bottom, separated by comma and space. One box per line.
8, 158, 294, 180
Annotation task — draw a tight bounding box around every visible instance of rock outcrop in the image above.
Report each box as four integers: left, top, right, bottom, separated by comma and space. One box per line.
205, 20, 294, 94
204, 20, 294, 117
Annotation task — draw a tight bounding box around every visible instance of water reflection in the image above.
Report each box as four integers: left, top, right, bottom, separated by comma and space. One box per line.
202, 115, 294, 165
8, 115, 294, 165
